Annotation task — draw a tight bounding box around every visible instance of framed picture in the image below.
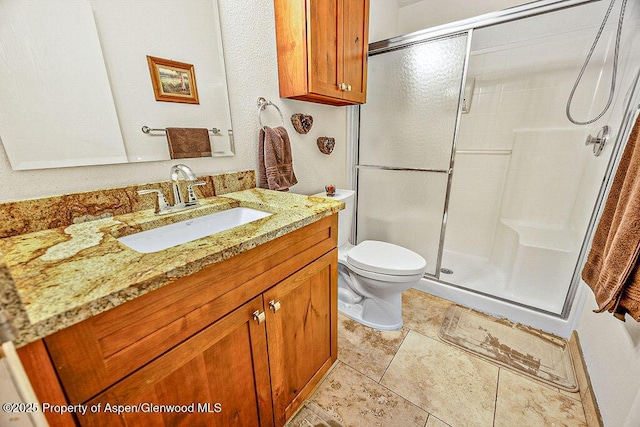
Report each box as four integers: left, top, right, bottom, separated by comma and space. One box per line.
147, 56, 199, 104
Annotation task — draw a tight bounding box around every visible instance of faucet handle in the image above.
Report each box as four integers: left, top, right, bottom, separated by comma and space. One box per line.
185, 181, 206, 206
138, 189, 170, 214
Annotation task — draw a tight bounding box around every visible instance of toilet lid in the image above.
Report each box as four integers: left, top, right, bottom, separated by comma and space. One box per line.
346, 240, 427, 276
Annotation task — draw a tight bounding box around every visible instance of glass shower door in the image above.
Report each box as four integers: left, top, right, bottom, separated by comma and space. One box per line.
357, 32, 469, 276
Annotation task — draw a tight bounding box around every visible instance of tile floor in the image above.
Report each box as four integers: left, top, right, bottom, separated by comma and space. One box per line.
305, 289, 588, 427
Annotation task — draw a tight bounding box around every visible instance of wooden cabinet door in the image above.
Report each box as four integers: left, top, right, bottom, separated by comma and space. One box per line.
78, 296, 274, 427
307, 0, 343, 99
307, 0, 369, 103
264, 250, 338, 426
342, 0, 369, 103
275, 0, 369, 105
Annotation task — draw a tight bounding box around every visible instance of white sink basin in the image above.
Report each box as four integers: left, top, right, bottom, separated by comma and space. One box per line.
117, 207, 273, 253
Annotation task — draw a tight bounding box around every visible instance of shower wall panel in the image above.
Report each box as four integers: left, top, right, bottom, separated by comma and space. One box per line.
447, 22, 619, 264
441, 0, 636, 315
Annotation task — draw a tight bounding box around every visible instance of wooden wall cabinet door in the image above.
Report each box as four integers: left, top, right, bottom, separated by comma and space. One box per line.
78, 296, 275, 427
275, 0, 370, 106
265, 250, 338, 426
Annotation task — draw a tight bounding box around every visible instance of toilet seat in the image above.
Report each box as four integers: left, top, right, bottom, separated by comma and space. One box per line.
346, 262, 425, 283
346, 240, 427, 277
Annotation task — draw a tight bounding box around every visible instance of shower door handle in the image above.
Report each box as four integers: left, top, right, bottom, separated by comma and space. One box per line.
585, 125, 609, 157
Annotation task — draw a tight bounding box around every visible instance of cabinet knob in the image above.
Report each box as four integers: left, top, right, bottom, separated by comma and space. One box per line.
269, 300, 281, 313
347, 84, 352, 92
338, 82, 346, 91
252, 310, 266, 324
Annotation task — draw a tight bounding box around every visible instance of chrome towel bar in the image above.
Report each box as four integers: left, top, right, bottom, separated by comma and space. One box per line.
141, 126, 220, 134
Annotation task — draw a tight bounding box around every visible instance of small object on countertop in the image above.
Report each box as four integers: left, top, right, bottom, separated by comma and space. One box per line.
291, 113, 313, 134
317, 136, 335, 155
325, 185, 336, 197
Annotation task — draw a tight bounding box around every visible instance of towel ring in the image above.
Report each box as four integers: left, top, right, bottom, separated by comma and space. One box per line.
257, 97, 284, 129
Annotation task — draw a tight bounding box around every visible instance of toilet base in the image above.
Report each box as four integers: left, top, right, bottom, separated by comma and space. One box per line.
338, 300, 403, 331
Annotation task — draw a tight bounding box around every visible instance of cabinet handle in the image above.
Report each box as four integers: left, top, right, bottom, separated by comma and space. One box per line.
347, 84, 352, 92
269, 300, 281, 313
338, 83, 346, 91
252, 310, 266, 324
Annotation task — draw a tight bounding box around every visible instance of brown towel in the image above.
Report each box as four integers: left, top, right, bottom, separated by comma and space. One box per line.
258, 126, 298, 191
166, 127, 212, 159
582, 113, 640, 321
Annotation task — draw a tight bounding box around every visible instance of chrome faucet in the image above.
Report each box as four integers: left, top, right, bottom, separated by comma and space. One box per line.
138, 164, 205, 215
170, 164, 197, 206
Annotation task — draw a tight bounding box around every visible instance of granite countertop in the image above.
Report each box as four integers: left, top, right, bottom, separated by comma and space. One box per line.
0, 188, 342, 346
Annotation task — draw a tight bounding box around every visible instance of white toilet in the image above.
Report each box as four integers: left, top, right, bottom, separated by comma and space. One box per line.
313, 189, 427, 330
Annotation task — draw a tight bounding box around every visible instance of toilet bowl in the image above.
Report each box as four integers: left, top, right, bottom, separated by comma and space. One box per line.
313, 189, 427, 330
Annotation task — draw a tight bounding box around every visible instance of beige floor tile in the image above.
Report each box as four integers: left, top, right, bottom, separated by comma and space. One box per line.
338, 314, 409, 381
310, 362, 429, 427
285, 401, 344, 427
402, 289, 452, 340
559, 386, 583, 401
425, 414, 451, 426
494, 369, 587, 427
380, 331, 499, 427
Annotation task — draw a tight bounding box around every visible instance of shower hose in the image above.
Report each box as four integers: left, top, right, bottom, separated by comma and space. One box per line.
566, 0, 628, 125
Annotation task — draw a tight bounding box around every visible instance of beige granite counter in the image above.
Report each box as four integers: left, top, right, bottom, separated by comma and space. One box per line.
0, 173, 342, 347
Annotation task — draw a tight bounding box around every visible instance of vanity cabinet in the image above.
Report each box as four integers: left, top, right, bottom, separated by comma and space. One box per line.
20, 215, 338, 427
274, 0, 370, 106
80, 296, 274, 427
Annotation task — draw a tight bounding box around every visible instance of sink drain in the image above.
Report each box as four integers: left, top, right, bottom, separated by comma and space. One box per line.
440, 268, 454, 274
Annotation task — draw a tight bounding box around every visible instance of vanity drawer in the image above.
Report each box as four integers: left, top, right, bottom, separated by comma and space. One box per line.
44, 214, 337, 405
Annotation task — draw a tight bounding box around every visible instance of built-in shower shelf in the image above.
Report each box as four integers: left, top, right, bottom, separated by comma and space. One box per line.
500, 219, 577, 253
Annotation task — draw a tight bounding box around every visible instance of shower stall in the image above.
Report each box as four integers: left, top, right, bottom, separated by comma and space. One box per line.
352, 0, 640, 336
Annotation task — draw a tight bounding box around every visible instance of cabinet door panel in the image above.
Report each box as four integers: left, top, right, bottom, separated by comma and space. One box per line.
265, 250, 338, 426
307, 0, 343, 99
342, 0, 369, 103
79, 296, 274, 427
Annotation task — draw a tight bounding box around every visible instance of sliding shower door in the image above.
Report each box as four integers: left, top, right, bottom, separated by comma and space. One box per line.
357, 33, 469, 276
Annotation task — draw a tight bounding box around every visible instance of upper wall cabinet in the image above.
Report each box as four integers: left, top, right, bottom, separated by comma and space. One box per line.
274, 0, 370, 106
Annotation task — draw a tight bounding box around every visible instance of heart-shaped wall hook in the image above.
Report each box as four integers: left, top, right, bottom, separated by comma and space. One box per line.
291, 113, 313, 134
317, 137, 335, 155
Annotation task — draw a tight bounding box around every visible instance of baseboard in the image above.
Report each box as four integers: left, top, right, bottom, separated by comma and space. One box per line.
569, 331, 604, 427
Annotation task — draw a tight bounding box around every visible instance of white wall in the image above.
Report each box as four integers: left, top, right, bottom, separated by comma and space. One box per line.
0, 0, 348, 201
578, 297, 640, 426
368, 0, 399, 42
397, 0, 527, 34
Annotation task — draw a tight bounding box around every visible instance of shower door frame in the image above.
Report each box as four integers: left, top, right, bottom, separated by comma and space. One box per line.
351, 0, 637, 320
355, 29, 472, 279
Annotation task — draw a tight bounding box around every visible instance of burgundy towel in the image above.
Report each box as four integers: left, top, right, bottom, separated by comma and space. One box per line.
166, 127, 212, 159
582, 113, 640, 321
258, 126, 298, 191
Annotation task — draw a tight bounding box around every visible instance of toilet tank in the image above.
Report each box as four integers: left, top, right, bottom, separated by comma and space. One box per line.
312, 189, 355, 248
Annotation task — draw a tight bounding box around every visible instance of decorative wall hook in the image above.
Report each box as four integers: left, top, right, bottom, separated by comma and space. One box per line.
317, 137, 335, 155
291, 113, 313, 134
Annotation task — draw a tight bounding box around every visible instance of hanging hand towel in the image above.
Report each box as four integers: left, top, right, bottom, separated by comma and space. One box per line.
258, 126, 298, 191
166, 127, 212, 159
582, 113, 640, 321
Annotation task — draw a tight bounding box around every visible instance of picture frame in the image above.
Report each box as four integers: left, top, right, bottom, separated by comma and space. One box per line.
146, 56, 199, 104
